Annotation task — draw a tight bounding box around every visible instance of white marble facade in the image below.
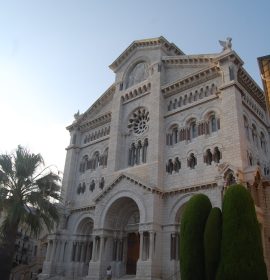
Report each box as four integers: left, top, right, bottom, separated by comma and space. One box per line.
40, 37, 270, 280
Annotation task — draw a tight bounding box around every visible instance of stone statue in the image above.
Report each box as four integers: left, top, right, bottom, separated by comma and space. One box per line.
219, 37, 232, 51
74, 110, 80, 120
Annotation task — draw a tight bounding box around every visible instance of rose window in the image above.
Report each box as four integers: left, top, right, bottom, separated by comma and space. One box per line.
128, 108, 149, 135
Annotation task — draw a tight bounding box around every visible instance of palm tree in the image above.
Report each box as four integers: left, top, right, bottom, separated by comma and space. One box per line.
0, 146, 61, 280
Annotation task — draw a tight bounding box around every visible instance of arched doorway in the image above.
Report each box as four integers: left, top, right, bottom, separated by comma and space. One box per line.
72, 217, 93, 277
104, 197, 140, 277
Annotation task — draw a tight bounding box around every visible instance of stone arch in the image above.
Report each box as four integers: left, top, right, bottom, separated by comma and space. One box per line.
74, 217, 94, 236
168, 193, 197, 224
183, 113, 199, 124
98, 189, 147, 228
201, 107, 221, 120
124, 57, 150, 89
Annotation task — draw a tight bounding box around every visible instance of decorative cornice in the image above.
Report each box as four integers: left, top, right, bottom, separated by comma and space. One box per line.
109, 36, 184, 72
162, 182, 218, 198
162, 54, 217, 66
79, 112, 111, 132
70, 205, 95, 214
214, 50, 244, 66
238, 68, 266, 110
162, 65, 220, 97
94, 172, 218, 203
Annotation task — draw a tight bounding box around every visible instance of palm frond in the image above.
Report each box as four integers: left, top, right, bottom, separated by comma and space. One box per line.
0, 154, 14, 178
15, 146, 44, 180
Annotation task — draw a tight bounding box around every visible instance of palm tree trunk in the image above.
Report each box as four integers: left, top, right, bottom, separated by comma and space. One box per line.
0, 220, 20, 280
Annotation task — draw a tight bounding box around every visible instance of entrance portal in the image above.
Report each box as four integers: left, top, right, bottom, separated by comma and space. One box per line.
126, 232, 140, 275
104, 197, 140, 277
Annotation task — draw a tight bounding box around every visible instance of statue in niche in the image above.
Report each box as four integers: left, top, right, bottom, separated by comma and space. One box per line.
125, 62, 149, 89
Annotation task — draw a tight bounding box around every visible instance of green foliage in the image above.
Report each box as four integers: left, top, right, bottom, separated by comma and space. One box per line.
0, 146, 61, 280
180, 194, 212, 280
204, 207, 222, 280
216, 184, 267, 280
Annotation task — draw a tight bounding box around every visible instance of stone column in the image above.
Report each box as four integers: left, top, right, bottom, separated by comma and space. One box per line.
149, 231, 154, 260
80, 242, 86, 263
71, 242, 76, 262
139, 232, 143, 261
45, 241, 51, 261
61, 241, 67, 262
99, 236, 105, 261
91, 237, 96, 261
51, 240, 57, 262
57, 241, 62, 262
75, 242, 81, 262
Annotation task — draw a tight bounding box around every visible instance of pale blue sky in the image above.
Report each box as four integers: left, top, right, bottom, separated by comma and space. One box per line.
0, 0, 269, 171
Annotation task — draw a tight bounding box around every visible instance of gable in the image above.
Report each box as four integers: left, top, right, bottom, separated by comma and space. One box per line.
109, 36, 184, 73
67, 84, 115, 131
94, 173, 162, 203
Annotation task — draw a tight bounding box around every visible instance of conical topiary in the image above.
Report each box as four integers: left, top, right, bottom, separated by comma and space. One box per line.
216, 184, 267, 280
204, 207, 222, 280
180, 194, 212, 280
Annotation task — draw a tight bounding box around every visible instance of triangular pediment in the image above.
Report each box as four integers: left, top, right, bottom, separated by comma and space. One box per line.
109, 36, 184, 72
94, 172, 162, 203
67, 84, 115, 131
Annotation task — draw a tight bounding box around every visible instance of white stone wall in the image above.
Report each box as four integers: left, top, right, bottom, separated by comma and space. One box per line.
40, 38, 269, 280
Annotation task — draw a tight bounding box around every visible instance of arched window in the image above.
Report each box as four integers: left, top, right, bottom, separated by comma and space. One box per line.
187, 153, 197, 169
172, 127, 178, 144
209, 113, 220, 133
92, 152, 100, 169
247, 151, 253, 166
178, 97, 182, 107
125, 62, 149, 89
183, 95, 187, 105
142, 138, 148, 163
204, 149, 213, 165
213, 147, 222, 163
128, 143, 136, 166
79, 155, 88, 173
243, 116, 249, 140
252, 124, 258, 146
190, 120, 197, 139
173, 99, 177, 109
166, 159, 174, 174
89, 180, 95, 192
168, 100, 173, 111
102, 148, 109, 167
194, 91, 198, 101
99, 177, 105, 189
136, 141, 142, 164
174, 157, 181, 172
260, 132, 266, 152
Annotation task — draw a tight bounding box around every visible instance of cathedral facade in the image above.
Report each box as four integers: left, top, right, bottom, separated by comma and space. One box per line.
40, 37, 270, 280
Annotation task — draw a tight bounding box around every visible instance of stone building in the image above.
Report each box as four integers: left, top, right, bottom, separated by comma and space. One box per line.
40, 37, 270, 280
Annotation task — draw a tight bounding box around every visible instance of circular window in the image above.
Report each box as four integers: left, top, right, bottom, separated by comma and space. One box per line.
128, 108, 149, 135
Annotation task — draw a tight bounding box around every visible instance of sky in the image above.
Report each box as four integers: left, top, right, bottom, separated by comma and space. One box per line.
0, 0, 269, 172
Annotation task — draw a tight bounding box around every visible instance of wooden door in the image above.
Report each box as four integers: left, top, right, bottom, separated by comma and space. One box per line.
126, 232, 139, 275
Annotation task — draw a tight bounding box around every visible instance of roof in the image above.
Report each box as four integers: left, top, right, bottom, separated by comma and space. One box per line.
109, 36, 184, 72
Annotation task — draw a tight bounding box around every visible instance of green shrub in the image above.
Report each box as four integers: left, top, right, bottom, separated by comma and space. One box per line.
216, 184, 267, 280
180, 194, 212, 280
204, 207, 222, 280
